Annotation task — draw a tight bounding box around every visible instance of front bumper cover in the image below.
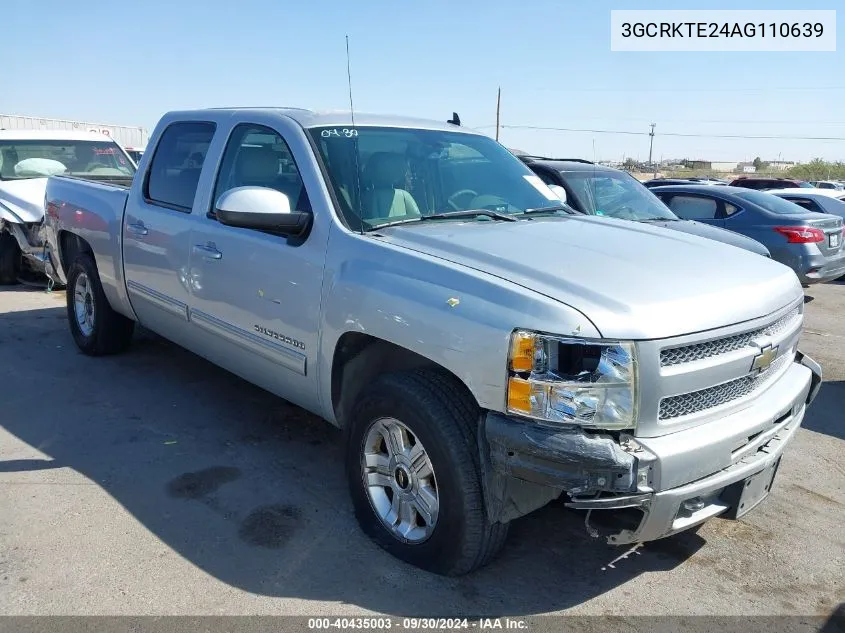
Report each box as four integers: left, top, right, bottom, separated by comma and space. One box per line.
480, 352, 822, 542
2, 220, 58, 283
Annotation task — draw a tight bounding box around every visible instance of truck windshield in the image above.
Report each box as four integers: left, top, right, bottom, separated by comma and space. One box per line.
561, 171, 677, 221
308, 126, 557, 230
0, 140, 137, 181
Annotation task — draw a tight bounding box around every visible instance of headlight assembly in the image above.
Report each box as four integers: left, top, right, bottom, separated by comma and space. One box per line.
506, 330, 638, 430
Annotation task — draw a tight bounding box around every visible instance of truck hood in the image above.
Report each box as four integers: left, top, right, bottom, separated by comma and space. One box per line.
646, 219, 770, 256
0, 178, 48, 224
374, 216, 802, 340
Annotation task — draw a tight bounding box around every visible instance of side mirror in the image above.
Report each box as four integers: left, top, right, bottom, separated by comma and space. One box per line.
215, 186, 311, 236
547, 184, 567, 203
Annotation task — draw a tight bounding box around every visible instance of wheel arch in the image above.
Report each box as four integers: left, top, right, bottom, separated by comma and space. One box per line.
58, 230, 94, 277
330, 332, 479, 430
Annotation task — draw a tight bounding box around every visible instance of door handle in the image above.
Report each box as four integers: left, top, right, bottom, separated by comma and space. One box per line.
193, 244, 223, 260
126, 222, 148, 236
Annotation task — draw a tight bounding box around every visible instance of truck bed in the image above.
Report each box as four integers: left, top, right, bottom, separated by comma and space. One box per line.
43, 174, 132, 314
59, 174, 135, 189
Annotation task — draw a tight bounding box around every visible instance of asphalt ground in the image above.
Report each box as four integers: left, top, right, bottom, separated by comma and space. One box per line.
1, 282, 843, 618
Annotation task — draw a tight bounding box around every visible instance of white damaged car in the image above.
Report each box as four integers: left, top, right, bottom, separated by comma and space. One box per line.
0, 130, 136, 285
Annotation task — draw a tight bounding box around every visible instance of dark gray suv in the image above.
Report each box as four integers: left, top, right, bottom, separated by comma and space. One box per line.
519, 156, 770, 257
651, 185, 845, 285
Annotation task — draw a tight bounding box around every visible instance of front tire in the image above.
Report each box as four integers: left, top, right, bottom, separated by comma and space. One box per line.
346, 368, 509, 576
0, 231, 21, 285
66, 253, 135, 355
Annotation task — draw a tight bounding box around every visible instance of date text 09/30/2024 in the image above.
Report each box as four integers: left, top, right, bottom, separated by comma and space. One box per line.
308, 618, 529, 630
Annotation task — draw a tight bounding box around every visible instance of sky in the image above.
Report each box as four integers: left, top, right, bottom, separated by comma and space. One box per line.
4, 0, 844, 164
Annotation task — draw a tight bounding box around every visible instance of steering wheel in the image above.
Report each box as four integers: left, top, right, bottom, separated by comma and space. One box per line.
610, 205, 640, 220
447, 189, 479, 210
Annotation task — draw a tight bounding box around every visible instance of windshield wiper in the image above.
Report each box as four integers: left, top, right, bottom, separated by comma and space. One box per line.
639, 216, 679, 222
365, 208, 517, 232
522, 204, 580, 215
421, 209, 517, 222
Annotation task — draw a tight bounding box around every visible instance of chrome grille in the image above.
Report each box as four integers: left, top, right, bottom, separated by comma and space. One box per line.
660, 307, 800, 367
658, 352, 792, 420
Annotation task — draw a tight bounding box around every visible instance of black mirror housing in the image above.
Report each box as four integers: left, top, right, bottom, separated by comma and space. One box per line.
216, 208, 311, 236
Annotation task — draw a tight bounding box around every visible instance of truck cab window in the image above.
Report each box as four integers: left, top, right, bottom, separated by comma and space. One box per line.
212, 124, 310, 213
145, 121, 215, 211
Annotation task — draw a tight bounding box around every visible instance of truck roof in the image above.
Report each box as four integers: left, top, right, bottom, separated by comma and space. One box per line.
0, 129, 115, 142
175, 107, 479, 134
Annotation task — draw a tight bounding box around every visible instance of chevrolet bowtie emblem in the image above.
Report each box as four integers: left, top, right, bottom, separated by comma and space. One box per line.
751, 344, 779, 373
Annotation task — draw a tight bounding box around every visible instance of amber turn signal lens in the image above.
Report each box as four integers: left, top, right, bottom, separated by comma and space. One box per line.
507, 377, 532, 413
509, 332, 535, 372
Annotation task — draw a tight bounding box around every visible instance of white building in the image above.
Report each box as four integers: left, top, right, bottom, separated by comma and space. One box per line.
767, 160, 796, 172
0, 114, 149, 150
710, 161, 739, 172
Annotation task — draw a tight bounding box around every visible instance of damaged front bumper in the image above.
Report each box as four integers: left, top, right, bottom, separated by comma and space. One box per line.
1, 220, 59, 284
480, 352, 822, 544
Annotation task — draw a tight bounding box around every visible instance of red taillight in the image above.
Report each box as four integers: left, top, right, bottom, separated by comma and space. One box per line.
773, 226, 825, 243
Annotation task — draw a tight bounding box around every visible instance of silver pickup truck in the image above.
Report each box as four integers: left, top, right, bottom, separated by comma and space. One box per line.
43, 108, 822, 576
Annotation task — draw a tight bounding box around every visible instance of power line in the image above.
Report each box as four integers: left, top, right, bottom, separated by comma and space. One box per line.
485, 125, 646, 136
496, 124, 845, 141
484, 116, 845, 126
523, 86, 845, 93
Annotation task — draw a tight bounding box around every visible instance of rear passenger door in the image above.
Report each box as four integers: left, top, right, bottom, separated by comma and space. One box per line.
123, 121, 216, 337
661, 193, 725, 228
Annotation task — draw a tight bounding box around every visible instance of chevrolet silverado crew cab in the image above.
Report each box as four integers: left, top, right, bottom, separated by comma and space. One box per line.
43, 108, 822, 576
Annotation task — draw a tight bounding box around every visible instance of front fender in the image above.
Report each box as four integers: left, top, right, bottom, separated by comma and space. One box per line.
317, 229, 601, 421
0, 204, 24, 225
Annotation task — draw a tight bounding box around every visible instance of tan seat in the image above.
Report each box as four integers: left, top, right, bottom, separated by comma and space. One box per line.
361, 152, 420, 221
234, 146, 281, 188
233, 145, 302, 206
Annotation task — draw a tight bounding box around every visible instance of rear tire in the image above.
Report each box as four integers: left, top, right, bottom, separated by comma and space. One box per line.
346, 368, 509, 576
66, 253, 135, 355
0, 231, 21, 285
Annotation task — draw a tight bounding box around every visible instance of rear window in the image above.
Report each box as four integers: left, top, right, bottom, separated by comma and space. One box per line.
733, 190, 810, 215
145, 122, 216, 210
666, 195, 719, 220
778, 197, 823, 213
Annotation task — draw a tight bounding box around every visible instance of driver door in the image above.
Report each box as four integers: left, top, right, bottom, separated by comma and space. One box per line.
187, 121, 328, 414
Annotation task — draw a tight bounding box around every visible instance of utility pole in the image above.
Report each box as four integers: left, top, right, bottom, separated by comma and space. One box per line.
495, 87, 501, 142
648, 123, 656, 175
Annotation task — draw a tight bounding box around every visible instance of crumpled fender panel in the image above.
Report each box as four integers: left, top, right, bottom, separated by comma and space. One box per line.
479, 412, 637, 523
0, 201, 24, 224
